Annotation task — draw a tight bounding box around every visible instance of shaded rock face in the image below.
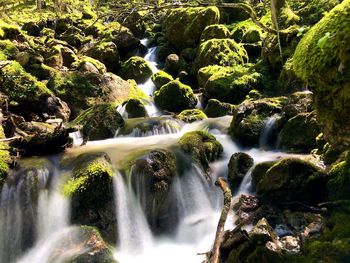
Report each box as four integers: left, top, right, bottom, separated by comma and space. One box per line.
130, 149, 178, 234
62, 152, 116, 243
72, 103, 124, 141
227, 152, 254, 190
293, 0, 350, 147
163, 7, 220, 51
256, 157, 327, 204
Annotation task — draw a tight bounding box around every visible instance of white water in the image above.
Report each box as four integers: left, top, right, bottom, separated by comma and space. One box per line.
259, 114, 281, 149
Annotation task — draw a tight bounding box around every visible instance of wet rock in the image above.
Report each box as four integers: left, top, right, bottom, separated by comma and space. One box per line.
125, 98, 148, 118
249, 218, 278, 245
154, 79, 197, 112
119, 56, 152, 84
282, 91, 314, 118
279, 236, 301, 255
204, 99, 235, 118
233, 194, 260, 224
227, 152, 254, 189
151, 70, 173, 90
131, 149, 177, 234
179, 130, 223, 173
251, 161, 276, 190
72, 103, 124, 141
163, 7, 220, 50
62, 152, 116, 242
278, 112, 320, 153
177, 109, 207, 123
164, 53, 188, 76
257, 157, 327, 204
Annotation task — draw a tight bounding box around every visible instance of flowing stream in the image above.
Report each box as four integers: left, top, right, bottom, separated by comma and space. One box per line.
0, 41, 290, 263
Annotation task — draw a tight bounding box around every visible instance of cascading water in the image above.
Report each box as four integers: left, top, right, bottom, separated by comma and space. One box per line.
259, 114, 281, 149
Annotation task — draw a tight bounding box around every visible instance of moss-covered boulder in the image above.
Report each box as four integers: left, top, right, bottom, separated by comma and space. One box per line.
293, 0, 350, 146
0, 61, 70, 121
177, 109, 207, 123
278, 112, 320, 153
256, 157, 327, 204
0, 39, 19, 60
282, 91, 314, 119
151, 70, 173, 90
179, 131, 223, 173
72, 103, 124, 141
62, 152, 116, 242
130, 149, 177, 233
228, 152, 254, 189
154, 80, 197, 112
81, 41, 120, 73
231, 18, 264, 44
48, 71, 146, 117
163, 7, 220, 50
251, 161, 276, 190
203, 64, 261, 104
200, 24, 231, 43
0, 124, 10, 186
124, 98, 148, 118
72, 56, 107, 74
204, 99, 235, 118
229, 97, 288, 147
192, 38, 248, 74
327, 155, 350, 201
119, 56, 152, 84
164, 54, 188, 76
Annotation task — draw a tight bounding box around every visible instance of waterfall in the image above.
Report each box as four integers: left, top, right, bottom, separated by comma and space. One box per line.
259, 114, 281, 149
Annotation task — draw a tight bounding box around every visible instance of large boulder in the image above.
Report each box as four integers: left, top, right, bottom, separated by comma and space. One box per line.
163, 7, 220, 50
151, 70, 173, 90
293, 0, 350, 147
0, 61, 70, 121
124, 98, 148, 118
62, 152, 116, 242
177, 109, 207, 123
48, 71, 146, 117
192, 38, 248, 74
229, 97, 288, 147
256, 157, 327, 204
200, 24, 231, 43
202, 65, 261, 104
204, 99, 235, 118
0, 39, 19, 60
228, 152, 254, 189
72, 103, 124, 141
119, 56, 152, 84
154, 80, 197, 112
278, 112, 320, 153
179, 131, 223, 173
130, 149, 177, 234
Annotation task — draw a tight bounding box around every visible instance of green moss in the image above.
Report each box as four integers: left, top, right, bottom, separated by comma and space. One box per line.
125, 98, 148, 118
63, 152, 114, 205
177, 109, 207, 123
231, 18, 265, 43
0, 39, 18, 60
151, 70, 174, 90
0, 19, 24, 41
0, 125, 10, 186
71, 55, 107, 74
203, 64, 261, 104
164, 6, 220, 50
154, 79, 197, 112
204, 98, 235, 118
192, 38, 248, 74
119, 56, 153, 84
0, 61, 52, 105
293, 0, 350, 146
251, 161, 276, 190
179, 130, 223, 172
72, 103, 124, 141
200, 24, 231, 43
327, 157, 350, 201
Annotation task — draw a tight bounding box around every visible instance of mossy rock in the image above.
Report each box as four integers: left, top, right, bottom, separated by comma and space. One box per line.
200, 24, 231, 43
163, 7, 220, 50
327, 155, 350, 201
151, 70, 173, 90
48, 71, 146, 117
0, 39, 19, 60
177, 109, 207, 123
278, 112, 320, 153
192, 38, 248, 74
231, 18, 265, 44
72, 56, 107, 74
72, 103, 124, 141
119, 56, 153, 84
0, 19, 25, 41
227, 152, 254, 190
204, 99, 235, 118
124, 98, 148, 118
82, 41, 120, 73
251, 161, 276, 190
0, 124, 10, 186
293, 0, 350, 146
257, 157, 327, 204
203, 64, 261, 104
282, 91, 314, 119
179, 130, 223, 172
154, 79, 197, 112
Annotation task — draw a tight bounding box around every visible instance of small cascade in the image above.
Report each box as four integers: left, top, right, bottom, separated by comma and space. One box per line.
259, 114, 281, 149
69, 131, 84, 147
113, 173, 153, 254
237, 166, 255, 195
